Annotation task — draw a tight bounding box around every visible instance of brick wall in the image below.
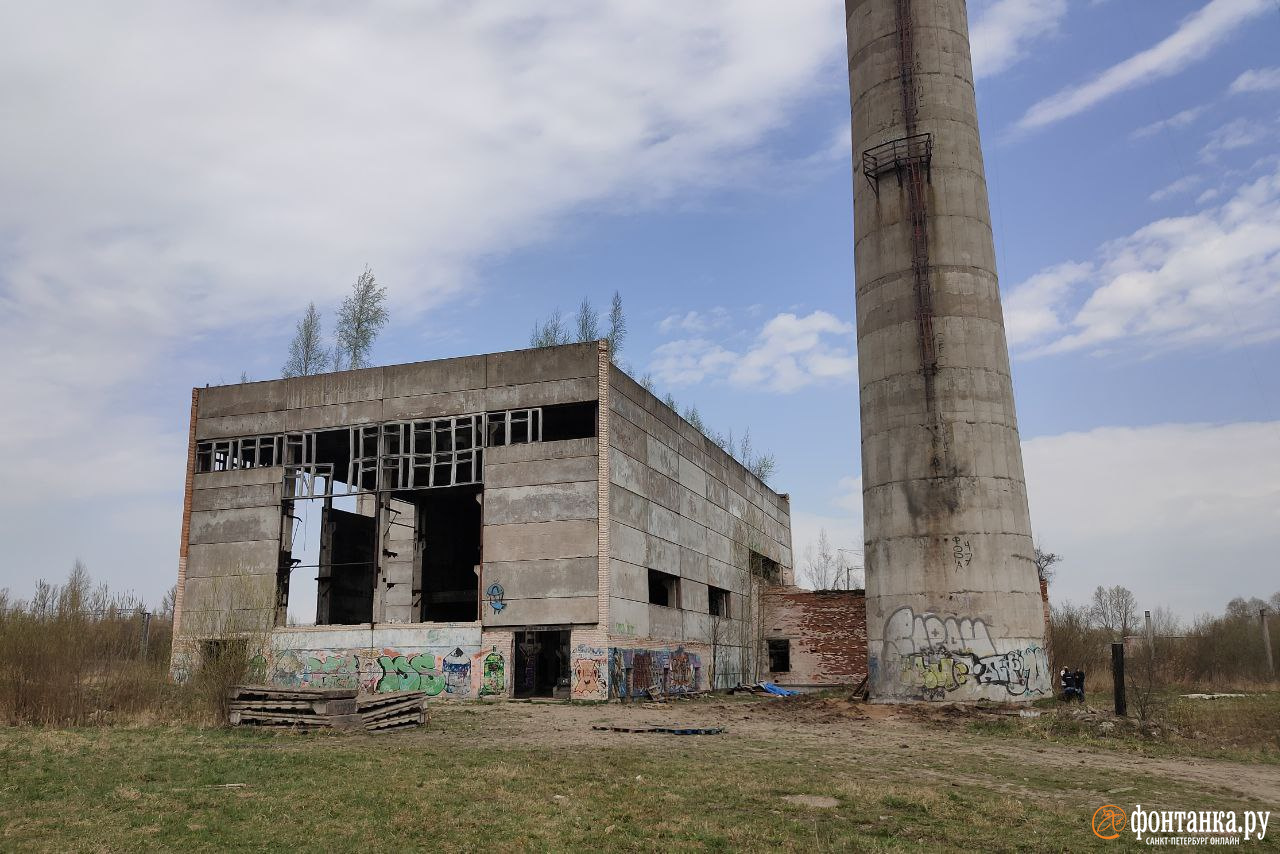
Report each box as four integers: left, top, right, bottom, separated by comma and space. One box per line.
762, 588, 866, 688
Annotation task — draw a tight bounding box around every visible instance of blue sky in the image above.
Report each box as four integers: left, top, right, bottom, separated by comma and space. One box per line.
1, 0, 1277, 619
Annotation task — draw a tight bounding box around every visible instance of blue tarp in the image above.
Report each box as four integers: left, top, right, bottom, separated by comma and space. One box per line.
758, 682, 799, 697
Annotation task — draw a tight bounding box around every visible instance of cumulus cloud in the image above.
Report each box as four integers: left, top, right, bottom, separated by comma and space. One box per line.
1005, 163, 1280, 355
969, 0, 1069, 79
0, 1, 844, 599
1016, 0, 1270, 132
1024, 421, 1280, 616
1229, 66, 1280, 93
650, 310, 856, 393
793, 421, 1280, 617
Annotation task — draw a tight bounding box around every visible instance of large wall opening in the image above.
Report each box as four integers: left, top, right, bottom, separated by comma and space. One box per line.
410, 483, 483, 622
514, 629, 570, 698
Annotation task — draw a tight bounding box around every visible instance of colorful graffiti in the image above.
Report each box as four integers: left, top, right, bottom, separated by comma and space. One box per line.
376, 652, 447, 695
264, 640, 508, 698
609, 647, 703, 699
479, 649, 505, 696
881, 607, 1049, 700
571, 645, 607, 700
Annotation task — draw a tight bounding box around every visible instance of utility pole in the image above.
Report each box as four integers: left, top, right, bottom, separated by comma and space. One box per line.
140, 610, 151, 660
1262, 609, 1275, 679
1112, 643, 1126, 717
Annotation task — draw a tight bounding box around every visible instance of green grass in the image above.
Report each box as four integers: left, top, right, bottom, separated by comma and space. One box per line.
1, 699, 1275, 853
965, 692, 1280, 766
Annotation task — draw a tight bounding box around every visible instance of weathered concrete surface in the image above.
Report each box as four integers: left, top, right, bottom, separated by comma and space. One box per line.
605, 365, 793, 688
847, 0, 1048, 701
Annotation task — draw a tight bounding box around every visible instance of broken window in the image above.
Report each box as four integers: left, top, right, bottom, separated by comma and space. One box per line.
708, 586, 730, 618
749, 550, 781, 584
354, 415, 484, 492
767, 639, 791, 673
196, 435, 284, 473
648, 569, 680, 608
485, 408, 542, 447
540, 401, 597, 442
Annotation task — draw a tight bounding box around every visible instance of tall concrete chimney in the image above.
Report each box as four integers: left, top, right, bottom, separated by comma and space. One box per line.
846, 0, 1049, 701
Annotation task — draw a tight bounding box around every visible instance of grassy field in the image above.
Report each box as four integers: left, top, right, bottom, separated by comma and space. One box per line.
2, 694, 1278, 852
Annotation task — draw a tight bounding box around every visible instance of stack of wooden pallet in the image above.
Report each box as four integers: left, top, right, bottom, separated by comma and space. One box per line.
357, 690, 431, 732
228, 685, 429, 733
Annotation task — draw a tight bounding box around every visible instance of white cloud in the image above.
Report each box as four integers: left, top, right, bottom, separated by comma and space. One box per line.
1024, 422, 1280, 617
658, 308, 731, 335
1002, 262, 1093, 348
792, 421, 1280, 617
1147, 174, 1203, 202
968, 0, 1069, 79
0, 2, 845, 599
1199, 117, 1272, 161
1006, 163, 1280, 355
1229, 66, 1280, 93
1131, 105, 1208, 140
650, 310, 856, 393
1016, 0, 1270, 132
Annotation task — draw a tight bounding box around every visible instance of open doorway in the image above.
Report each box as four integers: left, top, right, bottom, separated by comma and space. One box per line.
514, 630, 570, 698
412, 483, 483, 622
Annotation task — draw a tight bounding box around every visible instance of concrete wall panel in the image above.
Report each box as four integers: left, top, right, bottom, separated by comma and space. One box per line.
189, 507, 281, 546
485, 456, 598, 489
483, 482, 598, 526
482, 520, 598, 563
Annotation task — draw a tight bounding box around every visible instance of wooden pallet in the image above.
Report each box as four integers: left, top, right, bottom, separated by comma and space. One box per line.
229, 685, 429, 733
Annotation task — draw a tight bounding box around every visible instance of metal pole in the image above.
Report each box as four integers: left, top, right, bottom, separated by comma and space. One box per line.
1111, 642, 1126, 717
140, 610, 151, 660
1262, 609, 1275, 679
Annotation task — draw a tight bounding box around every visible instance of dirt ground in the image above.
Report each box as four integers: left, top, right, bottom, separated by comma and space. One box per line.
463, 692, 1280, 805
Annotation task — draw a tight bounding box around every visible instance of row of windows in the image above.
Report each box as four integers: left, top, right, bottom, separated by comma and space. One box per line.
646, 568, 733, 619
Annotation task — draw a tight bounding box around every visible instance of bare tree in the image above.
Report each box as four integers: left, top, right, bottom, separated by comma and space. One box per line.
801, 529, 839, 590
282, 302, 330, 378
530, 309, 571, 348
606, 290, 626, 357
1090, 585, 1138, 640
683, 405, 706, 433
334, 267, 388, 371
1034, 546, 1062, 586
575, 298, 600, 342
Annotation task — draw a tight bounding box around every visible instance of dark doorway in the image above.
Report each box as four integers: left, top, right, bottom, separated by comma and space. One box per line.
317, 507, 376, 624
416, 483, 483, 622
514, 630, 570, 698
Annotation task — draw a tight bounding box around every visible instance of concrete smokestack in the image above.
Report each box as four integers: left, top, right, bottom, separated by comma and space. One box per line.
845, 0, 1049, 701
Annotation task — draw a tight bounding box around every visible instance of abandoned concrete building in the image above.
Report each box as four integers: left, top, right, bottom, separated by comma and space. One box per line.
171, 341, 863, 699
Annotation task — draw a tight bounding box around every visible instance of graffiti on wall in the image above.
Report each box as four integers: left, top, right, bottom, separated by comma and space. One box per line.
609, 647, 703, 699
571, 645, 607, 700
881, 607, 1048, 700
486, 583, 506, 614
267, 645, 508, 698
377, 652, 448, 695
480, 648, 505, 696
